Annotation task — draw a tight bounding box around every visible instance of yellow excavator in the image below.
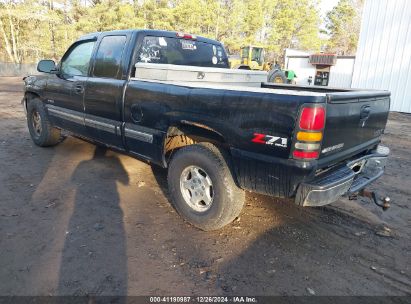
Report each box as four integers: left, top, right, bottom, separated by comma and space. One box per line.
229, 45, 296, 84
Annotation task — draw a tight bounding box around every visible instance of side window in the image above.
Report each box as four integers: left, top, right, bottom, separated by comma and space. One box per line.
93, 35, 127, 79
61, 41, 95, 77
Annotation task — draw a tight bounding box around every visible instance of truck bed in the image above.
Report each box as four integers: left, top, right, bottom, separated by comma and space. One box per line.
128, 75, 390, 172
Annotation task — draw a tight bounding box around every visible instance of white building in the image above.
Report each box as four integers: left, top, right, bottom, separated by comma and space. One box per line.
285, 50, 355, 88
352, 0, 411, 113
285, 0, 411, 113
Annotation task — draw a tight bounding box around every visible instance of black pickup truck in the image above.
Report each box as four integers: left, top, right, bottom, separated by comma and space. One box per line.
23, 29, 390, 230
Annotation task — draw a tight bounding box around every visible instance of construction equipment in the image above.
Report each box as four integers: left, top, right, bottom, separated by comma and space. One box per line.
229, 45, 296, 84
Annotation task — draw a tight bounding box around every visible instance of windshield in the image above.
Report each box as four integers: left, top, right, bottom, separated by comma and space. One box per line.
251, 47, 263, 64
137, 36, 229, 68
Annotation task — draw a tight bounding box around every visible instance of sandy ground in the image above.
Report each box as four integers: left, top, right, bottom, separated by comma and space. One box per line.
0, 77, 410, 296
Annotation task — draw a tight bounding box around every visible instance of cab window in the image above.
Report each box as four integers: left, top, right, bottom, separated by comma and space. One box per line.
241, 47, 249, 59
93, 35, 127, 79
61, 41, 95, 77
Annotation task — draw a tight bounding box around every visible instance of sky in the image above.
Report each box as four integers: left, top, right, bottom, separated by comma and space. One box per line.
319, 0, 340, 34
319, 0, 340, 19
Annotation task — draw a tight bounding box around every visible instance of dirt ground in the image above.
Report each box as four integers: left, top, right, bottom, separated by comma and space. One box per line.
0, 76, 410, 296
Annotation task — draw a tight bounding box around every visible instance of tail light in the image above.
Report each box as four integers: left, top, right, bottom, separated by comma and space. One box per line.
293, 105, 325, 160
299, 107, 325, 130
176, 32, 197, 40
296, 131, 322, 141
293, 150, 319, 159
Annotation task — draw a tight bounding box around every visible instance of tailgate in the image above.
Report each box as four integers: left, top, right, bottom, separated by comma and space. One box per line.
320, 91, 390, 159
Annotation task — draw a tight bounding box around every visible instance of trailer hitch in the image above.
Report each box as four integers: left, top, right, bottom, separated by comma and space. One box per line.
349, 189, 391, 211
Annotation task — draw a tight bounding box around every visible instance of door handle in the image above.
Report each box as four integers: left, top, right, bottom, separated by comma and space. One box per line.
74, 84, 84, 94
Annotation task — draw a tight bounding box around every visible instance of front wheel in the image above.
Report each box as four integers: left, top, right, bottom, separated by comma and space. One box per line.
27, 98, 61, 147
167, 143, 245, 231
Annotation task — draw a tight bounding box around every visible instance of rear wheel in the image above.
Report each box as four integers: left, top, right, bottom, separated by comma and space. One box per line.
27, 98, 61, 147
167, 143, 245, 231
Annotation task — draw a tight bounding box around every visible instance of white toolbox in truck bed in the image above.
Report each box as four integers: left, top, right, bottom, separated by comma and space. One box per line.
134, 62, 267, 87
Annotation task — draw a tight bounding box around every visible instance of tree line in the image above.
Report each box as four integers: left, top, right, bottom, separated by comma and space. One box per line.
0, 0, 362, 64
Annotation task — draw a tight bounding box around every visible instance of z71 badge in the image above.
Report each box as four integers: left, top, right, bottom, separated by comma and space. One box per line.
252, 133, 288, 148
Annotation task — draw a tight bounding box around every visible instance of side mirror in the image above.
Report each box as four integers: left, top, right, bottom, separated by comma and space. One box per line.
37, 60, 57, 74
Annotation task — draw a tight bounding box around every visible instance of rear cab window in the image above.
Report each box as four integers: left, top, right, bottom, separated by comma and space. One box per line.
137, 36, 229, 68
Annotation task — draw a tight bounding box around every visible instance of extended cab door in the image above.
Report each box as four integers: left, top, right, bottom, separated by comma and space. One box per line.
123, 34, 172, 165
83, 34, 131, 149
45, 39, 96, 135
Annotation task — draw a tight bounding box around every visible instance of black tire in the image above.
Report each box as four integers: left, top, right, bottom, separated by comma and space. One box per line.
27, 98, 61, 147
268, 69, 287, 83
167, 143, 245, 231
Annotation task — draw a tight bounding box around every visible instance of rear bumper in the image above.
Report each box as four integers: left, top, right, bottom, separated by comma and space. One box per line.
295, 145, 389, 207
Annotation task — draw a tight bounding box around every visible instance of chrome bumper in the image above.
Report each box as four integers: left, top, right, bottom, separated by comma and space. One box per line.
295, 145, 389, 207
